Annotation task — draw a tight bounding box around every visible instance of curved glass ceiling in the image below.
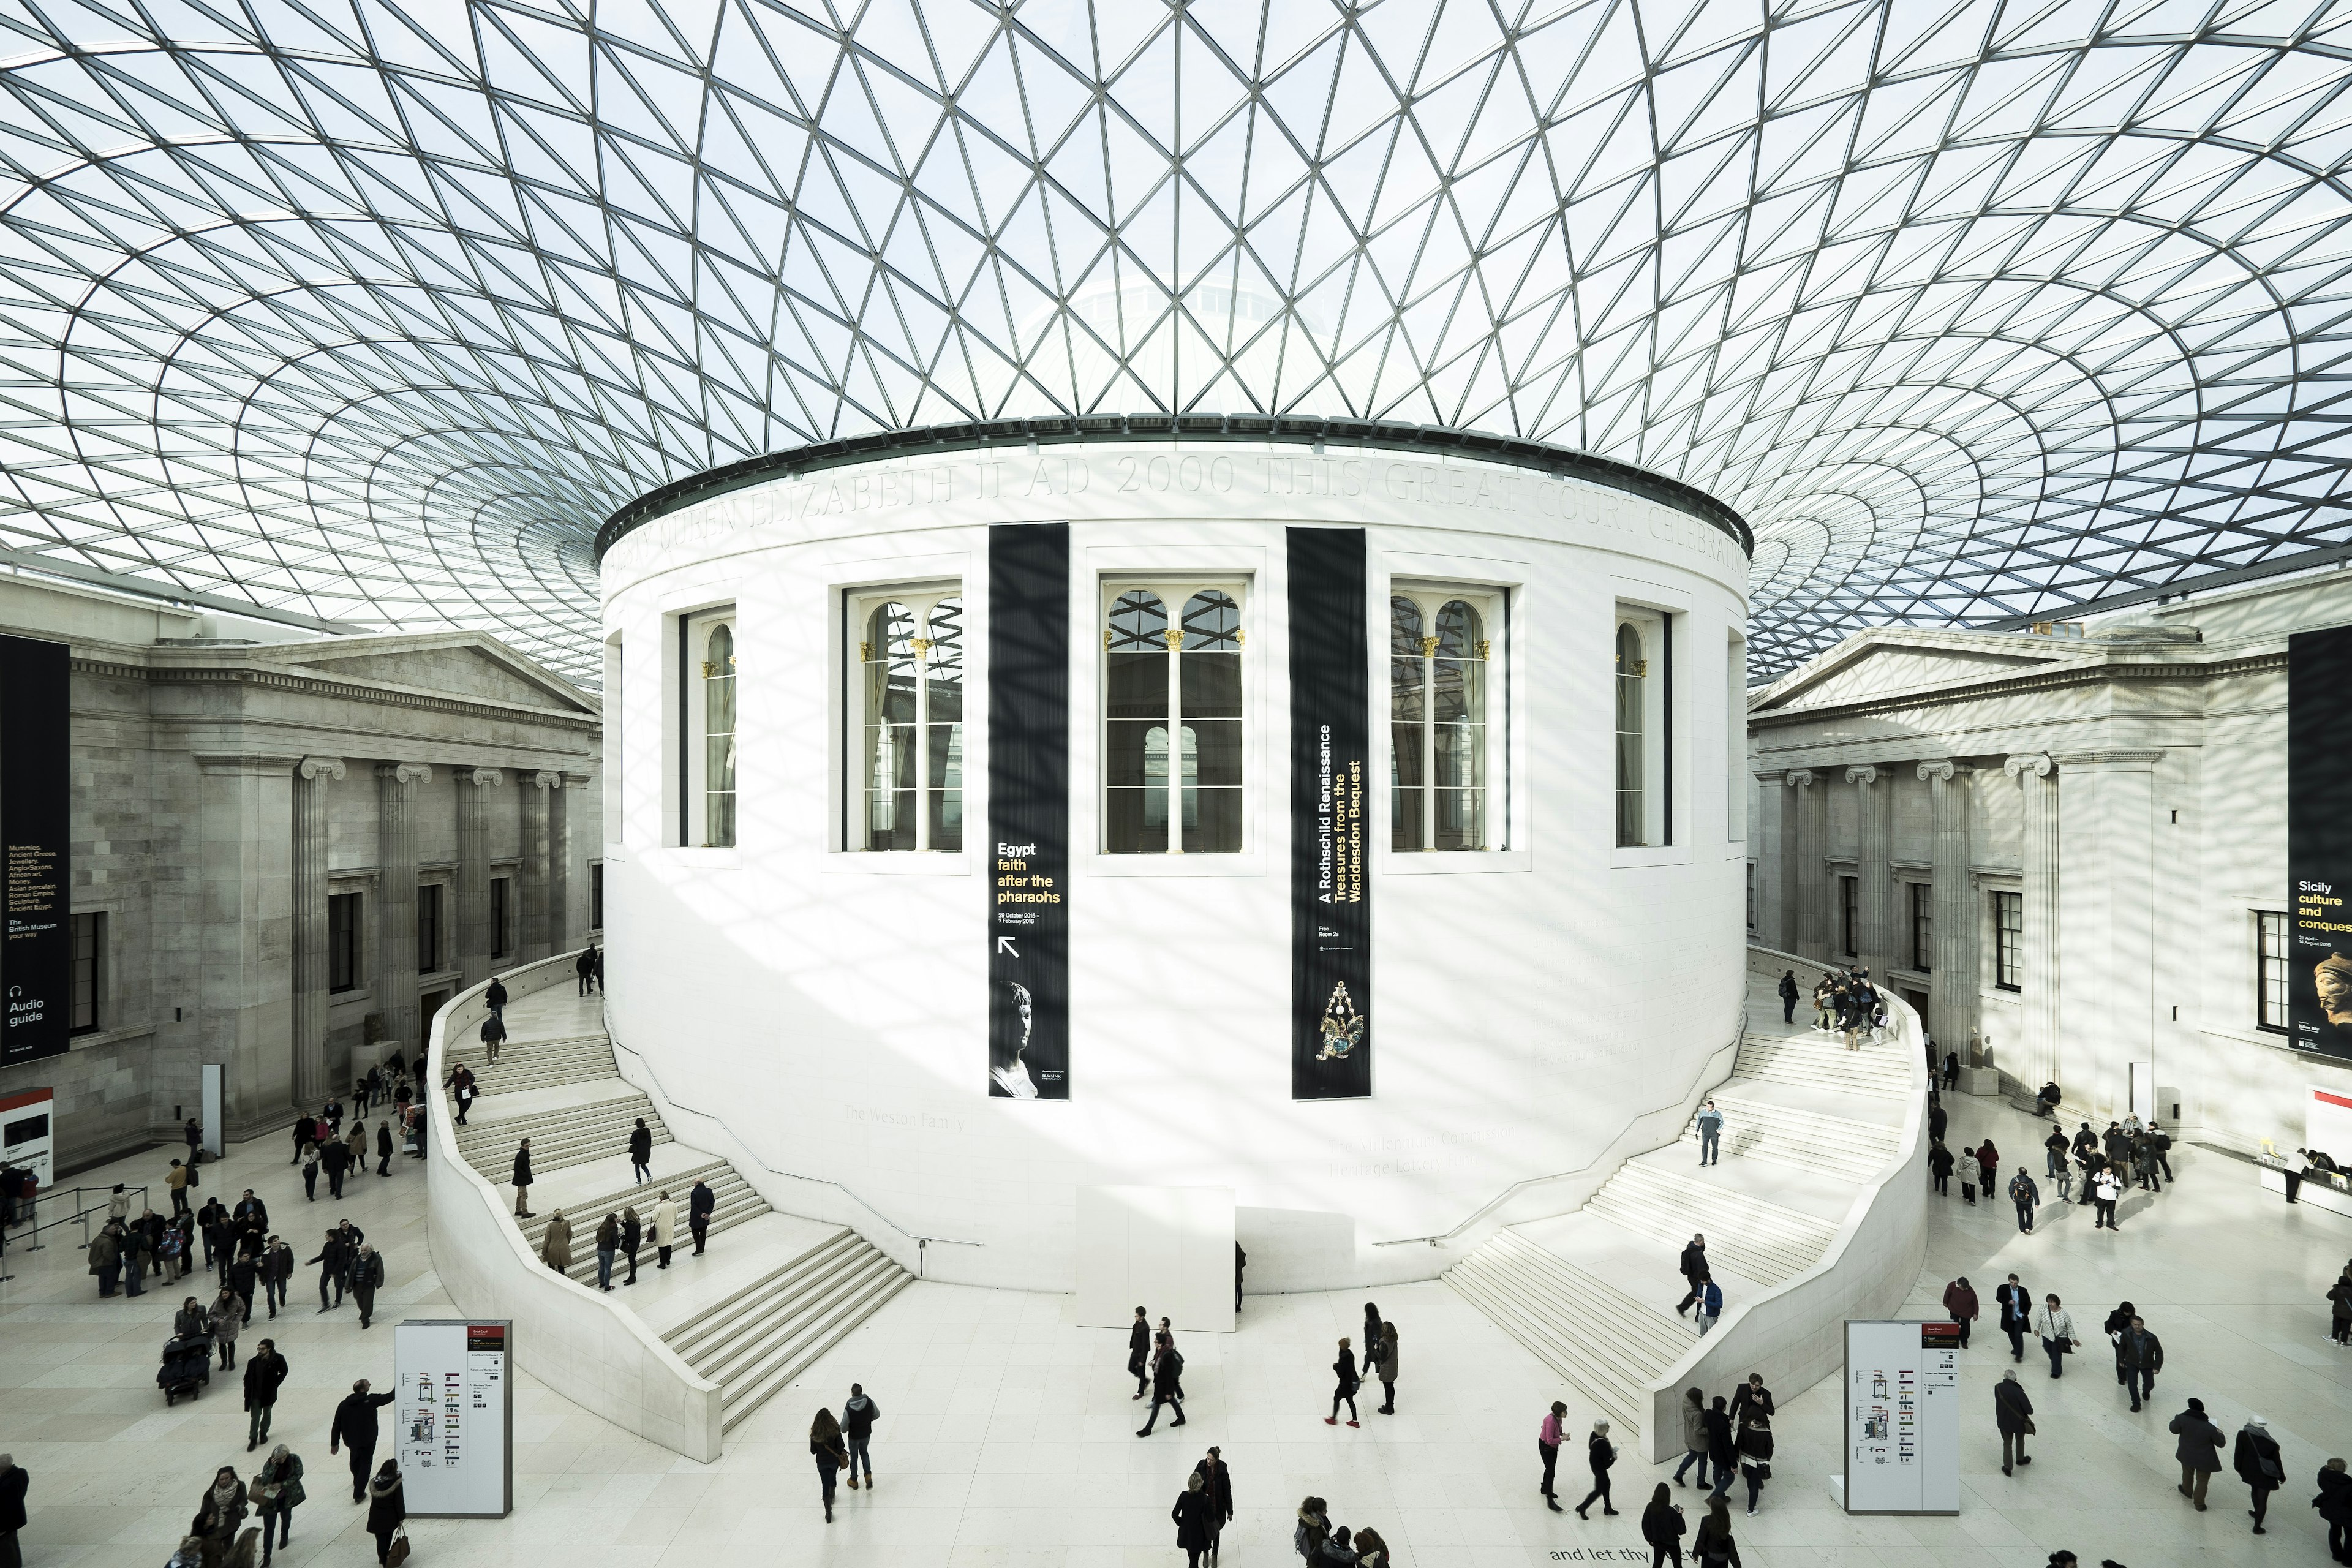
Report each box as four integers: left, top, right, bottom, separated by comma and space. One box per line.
2, 0, 2349, 681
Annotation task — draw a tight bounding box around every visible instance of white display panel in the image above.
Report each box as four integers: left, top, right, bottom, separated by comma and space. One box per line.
394, 1320, 513, 1517
2309, 1085, 2352, 1166
200, 1064, 224, 1159
0, 1087, 55, 1185
1842, 1320, 1961, 1514
1074, 1185, 1236, 1333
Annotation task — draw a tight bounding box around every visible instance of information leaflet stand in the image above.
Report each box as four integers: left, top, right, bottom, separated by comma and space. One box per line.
1840, 1319, 1961, 1514
394, 1320, 513, 1517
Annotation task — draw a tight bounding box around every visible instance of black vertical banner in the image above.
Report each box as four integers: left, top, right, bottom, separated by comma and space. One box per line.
988, 524, 1070, 1098
2289, 624, 2352, 1063
1290, 528, 1372, 1099
2, 633, 72, 1067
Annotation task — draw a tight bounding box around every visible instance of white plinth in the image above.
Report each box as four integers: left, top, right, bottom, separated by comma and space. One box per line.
1956, 1065, 2002, 1096
1074, 1185, 1236, 1333
2258, 1163, 2352, 1219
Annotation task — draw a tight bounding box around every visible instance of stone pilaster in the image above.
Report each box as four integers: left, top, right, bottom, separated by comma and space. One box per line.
1918, 761, 1978, 1056
192, 752, 303, 1134
2054, 750, 2163, 1117
1849, 764, 1893, 979
374, 763, 431, 1057
1752, 769, 1786, 948
456, 767, 503, 986
291, 756, 345, 1106
2004, 752, 2058, 1090
1786, 769, 1824, 960
520, 771, 559, 962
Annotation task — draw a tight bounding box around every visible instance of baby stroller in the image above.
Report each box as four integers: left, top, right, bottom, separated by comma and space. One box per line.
158, 1332, 211, 1404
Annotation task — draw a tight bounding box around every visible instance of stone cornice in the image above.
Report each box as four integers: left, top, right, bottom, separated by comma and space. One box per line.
192, 750, 306, 776
68, 656, 600, 731
2049, 749, 2165, 766
1748, 650, 2286, 730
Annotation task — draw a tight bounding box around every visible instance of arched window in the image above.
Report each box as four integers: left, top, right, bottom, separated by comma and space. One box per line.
701, 620, 737, 847
1390, 589, 1497, 850
854, 590, 962, 851
1104, 583, 1244, 853
1615, 622, 1645, 847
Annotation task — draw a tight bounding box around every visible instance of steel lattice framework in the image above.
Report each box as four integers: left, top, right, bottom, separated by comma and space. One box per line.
3, 0, 2350, 680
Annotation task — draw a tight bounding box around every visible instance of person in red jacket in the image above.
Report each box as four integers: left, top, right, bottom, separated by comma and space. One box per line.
1943, 1276, 1981, 1349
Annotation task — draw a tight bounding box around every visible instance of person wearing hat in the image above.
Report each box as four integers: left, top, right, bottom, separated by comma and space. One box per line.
2236, 1415, 2285, 1532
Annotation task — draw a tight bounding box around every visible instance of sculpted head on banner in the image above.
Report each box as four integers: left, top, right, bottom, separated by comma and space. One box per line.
2318, 951, 2352, 1027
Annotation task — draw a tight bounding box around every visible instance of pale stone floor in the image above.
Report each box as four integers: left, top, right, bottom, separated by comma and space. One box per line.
6, 1080, 2350, 1567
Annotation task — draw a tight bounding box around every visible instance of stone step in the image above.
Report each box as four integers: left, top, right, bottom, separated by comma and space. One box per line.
1678, 1090, 1901, 1177
1586, 1164, 1838, 1287
458, 1099, 671, 1178
513, 1157, 732, 1249
714, 1254, 912, 1431
554, 1180, 773, 1283
1443, 1229, 1689, 1423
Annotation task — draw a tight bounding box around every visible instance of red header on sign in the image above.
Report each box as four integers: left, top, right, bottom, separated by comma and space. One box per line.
466, 1325, 505, 1352
2316, 1090, 2352, 1111
0, 1088, 56, 1114
1920, 1321, 1962, 1349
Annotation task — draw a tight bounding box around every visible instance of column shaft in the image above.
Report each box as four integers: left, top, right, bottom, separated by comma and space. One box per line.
456, 769, 502, 986
520, 772, 557, 961
2054, 752, 2162, 1117
1787, 771, 1825, 960
1752, 770, 1785, 949
1849, 766, 1893, 978
374, 763, 431, 1058
2006, 753, 2059, 1090
194, 753, 301, 1133
291, 757, 344, 1105
1919, 762, 1978, 1056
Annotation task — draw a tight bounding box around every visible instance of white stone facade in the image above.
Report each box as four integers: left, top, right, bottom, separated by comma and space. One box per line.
1746, 568, 2352, 1153
0, 574, 601, 1166
598, 434, 1751, 1292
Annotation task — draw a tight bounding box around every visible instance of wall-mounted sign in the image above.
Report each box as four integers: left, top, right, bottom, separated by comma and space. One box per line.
0, 1086, 55, 1185
987, 523, 1069, 1099
1, 633, 72, 1068
2290, 624, 2352, 1063
1289, 528, 1371, 1100
1842, 1319, 1961, 1514
394, 1320, 513, 1517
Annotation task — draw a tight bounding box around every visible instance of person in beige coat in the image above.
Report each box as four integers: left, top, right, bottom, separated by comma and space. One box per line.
539, 1210, 573, 1273
344, 1124, 368, 1183
653, 1192, 678, 1270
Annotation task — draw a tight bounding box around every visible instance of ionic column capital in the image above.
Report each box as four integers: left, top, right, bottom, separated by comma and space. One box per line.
526, 770, 563, 790
465, 767, 505, 788
2003, 752, 2053, 781
1786, 768, 1818, 788
1916, 760, 1960, 784
374, 762, 432, 785
298, 755, 346, 782
1845, 764, 1879, 786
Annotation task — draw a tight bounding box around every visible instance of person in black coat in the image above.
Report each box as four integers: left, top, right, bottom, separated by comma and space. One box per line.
628, 1118, 654, 1185
1172, 1472, 1216, 1568
1642, 1480, 1687, 1566
576, 946, 598, 996
1192, 1447, 1234, 1558
318, 1136, 350, 1201
1128, 1306, 1151, 1399
620, 1207, 642, 1285
484, 974, 508, 1014
1996, 1274, 2033, 1362
1736, 1413, 1774, 1517
349, 1246, 384, 1329
1703, 1397, 1737, 1501
0, 1453, 24, 1568
1577, 1420, 1619, 1518
1323, 1336, 1359, 1428
2114, 1316, 2163, 1412
363, 1461, 404, 1565
1995, 1369, 2033, 1475
480, 1009, 506, 1066
1138, 1330, 1186, 1435
242, 1338, 288, 1452
374, 1121, 393, 1177
307, 1231, 346, 1312
2316, 1456, 2351, 1563
330, 1380, 394, 1503
1675, 1235, 1708, 1316
2236, 1417, 2284, 1533
511, 1140, 532, 1219
688, 1179, 715, 1254
1776, 970, 1799, 1023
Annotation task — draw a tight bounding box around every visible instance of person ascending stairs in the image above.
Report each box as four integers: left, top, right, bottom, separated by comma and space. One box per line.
511, 1139, 532, 1219
688, 1178, 715, 1255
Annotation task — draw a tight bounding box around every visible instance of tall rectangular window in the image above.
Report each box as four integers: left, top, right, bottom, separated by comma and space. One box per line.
417, 884, 442, 974
1839, 875, 1858, 956
489, 876, 510, 959
1726, 635, 1746, 842
328, 893, 361, 993
1746, 863, 1757, 932
2258, 909, 2291, 1033
1104, 581, 1244, 854
1614, 606, 1671, 846
848, 586, 963, 851
1911, 883, 1932, 972
1994, 891, 2022, 991
1390, 587, 1502, 850
681, 608, 737, 847
590, 862, 605, 931
70, 911, 103, 1033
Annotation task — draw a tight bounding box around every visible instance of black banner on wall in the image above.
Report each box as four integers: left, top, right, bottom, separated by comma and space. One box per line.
2290, 623, 2352, 1063
1290, 527, 1372, 1099
987, 523, 1070, 1099
2, 634, 72, 1067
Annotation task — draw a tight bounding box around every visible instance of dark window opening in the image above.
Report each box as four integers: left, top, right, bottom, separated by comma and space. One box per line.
70, 911, 103, 1033
329, 892, 361, 993
1994, 891, 2022, 992
417, 884, 443, 974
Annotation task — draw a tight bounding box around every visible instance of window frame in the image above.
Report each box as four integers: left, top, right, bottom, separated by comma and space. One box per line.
679, 607, 737, 848
1839, 873, 1858, 957
2257, 908, 2291, 1034
1613, 605, 1673, 848
589, 862, 605, 932
70, 910, 103, 1035
328, 892, 362, 994
1388, 583, 1506, 853
1993, 890, 2023, 992
843, 582, 966, 853
1098, 575, 1250, 857
1910, 881, 1932, 973
416, 883, 443, 974
489, 875, 511, 959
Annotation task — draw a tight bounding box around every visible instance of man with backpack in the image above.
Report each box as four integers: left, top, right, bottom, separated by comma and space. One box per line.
1136, 1330, 1184, 1436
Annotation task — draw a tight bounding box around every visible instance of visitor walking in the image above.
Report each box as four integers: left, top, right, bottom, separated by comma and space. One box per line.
1128, 1305, 1151, 1398
1696, 1276, 1722, 1335
1675, 1235, 1708, 1315
484, 974, 507, 1015
350, 1245, 382, 1329
1696, 1101, 1724, 1166
375, 1120, 393, 1177
1736, 1412, 1773, 1517
210, 1286, 245, 1368
320, 1134, 349, 1200
1691, 1495, 1740, 1567
1977, 1138, 2000, 1198
2235, 1416, 2283, 1534
539, 1210, 573, 1274
810, 1408, 847, 1523
628, 1118, 652, 1184
0, 1453, 24, 1568
1996, 1370, 2033, 1474
1704, 1397, 1737, 1502
2170, 1396, 2223, 1510
1191, 1447, 1232, 1559
363, 1460, 404, 1566
511, 1138, 533, 1217
842, 1384, 879, 1488
2332, 1268, 2352, 1346
576, 944, 598, 996
2114, 1314, 2162, 1411
252, 1444, 303, 1564
308, 1229, 345, 1312
1138, 1329, 1186, 1434
1373, 1321, 1398, 1413
1996, 1275, 2032, 1362
1958, 1147, 1980, 1205
329, 1379, 394, 1502
1929, 1139, 1954, 1195
262, 1236, 292, 1317
595, 1213, 618, 1291
1643, 1482, 1687, 1567
1172, 1472, 1215, 1568
1777, 970, 1798, 1023
1539, 1401, 1566, 1511
243, 1338, 287, 1450
2033, 1294, 2078, 1378
301, 1146, 319, 1202
1322, 1336, 1359, 1427
1575, 1419, 1619, 1518
688, 1178, 715, 1254
2092, 1167, 2123, 1230
445, 1062, 477, 1125
2008, 1168, 2040, 1233
2315, 1456, 2350, 1561
480, 1008, 506, 1066
1673, 1387, 1709, 1489
653, 1191, 676, 1268
1943, 1277, 1980, 1347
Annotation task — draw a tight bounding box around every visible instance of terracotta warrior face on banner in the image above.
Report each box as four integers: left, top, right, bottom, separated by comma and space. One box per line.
2319, 952, 2352, 1027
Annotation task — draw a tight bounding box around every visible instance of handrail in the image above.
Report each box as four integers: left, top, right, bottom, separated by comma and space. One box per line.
602, 1026, 982, 1259
1369, 1005, 1747, 1247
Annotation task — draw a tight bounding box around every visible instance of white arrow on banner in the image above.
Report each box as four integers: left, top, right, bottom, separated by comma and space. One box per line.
996, 936, 1019, 956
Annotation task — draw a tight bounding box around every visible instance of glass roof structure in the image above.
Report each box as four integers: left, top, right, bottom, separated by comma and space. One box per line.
2, 0, 2348, 681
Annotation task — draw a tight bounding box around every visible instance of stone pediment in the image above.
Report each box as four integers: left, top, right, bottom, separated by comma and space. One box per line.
1755, 633, 2082, 714
276, 636, 593, 713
